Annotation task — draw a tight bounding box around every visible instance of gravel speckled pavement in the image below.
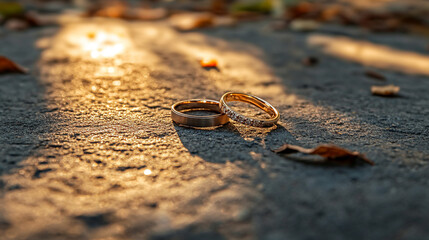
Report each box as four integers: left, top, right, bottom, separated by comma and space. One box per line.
1, 19, 429, 240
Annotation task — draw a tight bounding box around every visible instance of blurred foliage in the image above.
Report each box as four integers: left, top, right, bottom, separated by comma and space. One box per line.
230, 0, 272, 14
0, 2, 24, 18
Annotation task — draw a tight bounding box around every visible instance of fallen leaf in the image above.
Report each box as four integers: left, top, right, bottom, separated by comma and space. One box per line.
23, 11, 43, 26
283, 2, 429, 33
200, 58, 218, 68
371, 85, 400, 97
365, 70, 386, 81
302, 56, 319, 66
0, 56, 27, 74
210, 0, 228, 15
87, 2, 127, 18
273, 144, 374, 165
290, 19, 320, 31
359, 15, 402, 32
169, 12, 214, 31
129, 8, 168, 21
320, 5, 342, 22
337, 8, 360, 25
4, 18, 29, 30
285, 2, 321, 21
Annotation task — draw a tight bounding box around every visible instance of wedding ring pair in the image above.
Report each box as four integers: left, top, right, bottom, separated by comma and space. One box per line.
171, 92, 280, 128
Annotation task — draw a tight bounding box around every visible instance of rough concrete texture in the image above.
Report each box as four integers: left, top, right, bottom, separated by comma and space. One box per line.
1, 18, 429, 240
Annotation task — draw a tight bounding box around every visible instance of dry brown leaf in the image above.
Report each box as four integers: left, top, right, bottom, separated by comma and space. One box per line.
321, 5, 342, 22
0, 56, 27, 74
273, 144, 374, 165
4, 18, 29, 30
130, 8, 167, 21
302, 56, 319, 66
169, 12, 214, 31
285, 2, 321, 21
210, 0, 228, 15
283, 2, 429, 33
87, 2, 127, 18
200, 58, 218, 68
359, 15, 402, 32
371, 85, 400, 97
365, 70, 386, 81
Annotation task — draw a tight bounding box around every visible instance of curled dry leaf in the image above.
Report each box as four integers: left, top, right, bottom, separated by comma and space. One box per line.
87, 2, 127, 18
284, 2, 429, 33
302, 56, 319, 66
4, 19, 30, 31
4, 18, 29, 30
200, 58, 218, 68
130, 8, 168, 21
365, 70, 386, 81
210, 0, 228, 15
371, 85, 400, 97
0, 56, 27, 74
285, 2, 324, 22
273, 144, 374, 165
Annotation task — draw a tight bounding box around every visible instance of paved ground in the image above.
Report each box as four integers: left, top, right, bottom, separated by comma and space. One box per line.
1, 17, 429, 240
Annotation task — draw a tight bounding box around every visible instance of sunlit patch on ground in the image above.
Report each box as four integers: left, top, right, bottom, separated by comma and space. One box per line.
2, 14, 429, 240
308, 34, 429, 76
83, 31, 126, 59
55, 22, 131, 61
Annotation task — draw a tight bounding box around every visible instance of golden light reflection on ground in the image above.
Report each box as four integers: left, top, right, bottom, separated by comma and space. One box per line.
51, 21, 133, 61
4, 17, 427, 240
308, 34, 429, 76
40, 20, 361, 139
83, 31, 126, 59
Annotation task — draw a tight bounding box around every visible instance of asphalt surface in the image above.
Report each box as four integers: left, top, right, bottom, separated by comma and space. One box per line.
1, 18, 429, 240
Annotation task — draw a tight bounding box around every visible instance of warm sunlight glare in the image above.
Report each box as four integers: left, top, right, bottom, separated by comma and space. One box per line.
81, 31, 126, 59
144, 169, 152, 175
308, 34, 429, 76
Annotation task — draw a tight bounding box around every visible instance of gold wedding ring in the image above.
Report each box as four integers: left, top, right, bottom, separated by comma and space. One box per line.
220, 92, 280, 127
171, 99, 229, 127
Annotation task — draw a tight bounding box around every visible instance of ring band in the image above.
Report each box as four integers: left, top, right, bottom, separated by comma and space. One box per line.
171, 99, 229, 127
219, 92, 280, 127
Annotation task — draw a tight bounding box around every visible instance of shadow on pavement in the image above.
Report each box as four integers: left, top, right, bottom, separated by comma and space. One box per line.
0, 29, 56, 179
174, 123, 294, 164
